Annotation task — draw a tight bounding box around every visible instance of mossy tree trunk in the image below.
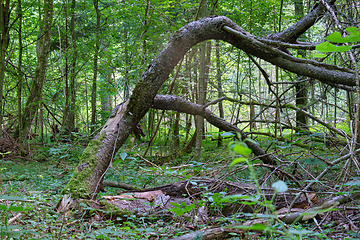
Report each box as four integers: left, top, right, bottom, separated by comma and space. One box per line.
17, 0, 54, 141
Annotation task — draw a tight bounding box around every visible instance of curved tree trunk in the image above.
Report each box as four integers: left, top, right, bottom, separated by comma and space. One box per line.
59, 2, 357, 207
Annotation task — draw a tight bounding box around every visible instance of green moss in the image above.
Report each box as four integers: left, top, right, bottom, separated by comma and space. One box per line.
101, 200, 133, 217
62, 133, 107, 199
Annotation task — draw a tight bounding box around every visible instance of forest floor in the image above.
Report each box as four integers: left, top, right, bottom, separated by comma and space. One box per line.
1, 137, 360, 239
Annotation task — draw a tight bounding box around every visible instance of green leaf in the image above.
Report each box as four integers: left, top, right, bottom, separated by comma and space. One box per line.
313, 53, 327, 58
344, 26, 360, 42
345, 26, 359, 35
326, 32, 348, 43
8, 206, 29, 212
316, 41, 352, 52
230, 157, 247, 166
170, 202, 180, 207
221, 194, 257, 202
326, 28, 360, 43
0, 204, 8, 211
0, 195, 27, 201
345, 179, 360, 186
345, 35, 360, 43
243, 138, 258, 145
0, 204, 30, 212
233, 144, 252, 156
231, 223, 267, 231
221, 132, 235, 137
272, 180, 288, 193
120, 152, 127, 161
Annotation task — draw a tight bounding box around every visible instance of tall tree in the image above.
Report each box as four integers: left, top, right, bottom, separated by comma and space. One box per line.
294, 0, 309, 131
17, 0, 24, 155
216, 41, 224, 147
194, 0, 208, 158
0, 0, 11, 125
68, 0, 77, 134
18, 0, 54, 141
62, 0, 77, 136
91, 0, 101, 133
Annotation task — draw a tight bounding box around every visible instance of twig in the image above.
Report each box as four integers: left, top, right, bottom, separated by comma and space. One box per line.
8, 213, 21, 224
309, 152, 335, 166
202, 97, 226, 109
136, 153, 162, 170
170, 164, 194, 170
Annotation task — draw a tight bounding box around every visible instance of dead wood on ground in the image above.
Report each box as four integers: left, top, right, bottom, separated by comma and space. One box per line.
102, 179, 318, 219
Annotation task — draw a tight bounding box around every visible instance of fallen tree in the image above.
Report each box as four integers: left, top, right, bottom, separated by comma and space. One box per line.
58, 0, 357, 211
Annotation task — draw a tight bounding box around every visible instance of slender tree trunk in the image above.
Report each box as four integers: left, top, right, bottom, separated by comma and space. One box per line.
91, 0, 100, 133
294, 0, 309, 131
68, 0, 77, 134
62, 0, 77, 135
248, 0, 256, 132
194, 43, 206, 157
173, 111, 180, 149
18, 0, 54, 140
274, 0, 284, 139
248, 58, 256, 131
123, 22, 130, 100
100, 56, 112, 122
216, 41, 224, 147
0, 0, 10, 126
142, 0, 150, 66
62, 0, 70, 134
17, 0, 25, 155
194, 0, 208, 158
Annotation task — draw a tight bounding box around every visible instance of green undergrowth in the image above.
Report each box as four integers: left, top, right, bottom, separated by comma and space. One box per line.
0, 135, 359, 239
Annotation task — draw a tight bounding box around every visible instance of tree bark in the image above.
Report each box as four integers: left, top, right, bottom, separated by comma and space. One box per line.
63, 0, 77, 135
17, 0, 24, 155
17, 0, 54, 140
0, 0, 11, 126
194, 0, 208, 158
216, 41, 224, 147
91, 0, 100, 133
294, 0, 309, 131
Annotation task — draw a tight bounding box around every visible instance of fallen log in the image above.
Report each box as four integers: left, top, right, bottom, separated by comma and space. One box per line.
104, 179, 317, 218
